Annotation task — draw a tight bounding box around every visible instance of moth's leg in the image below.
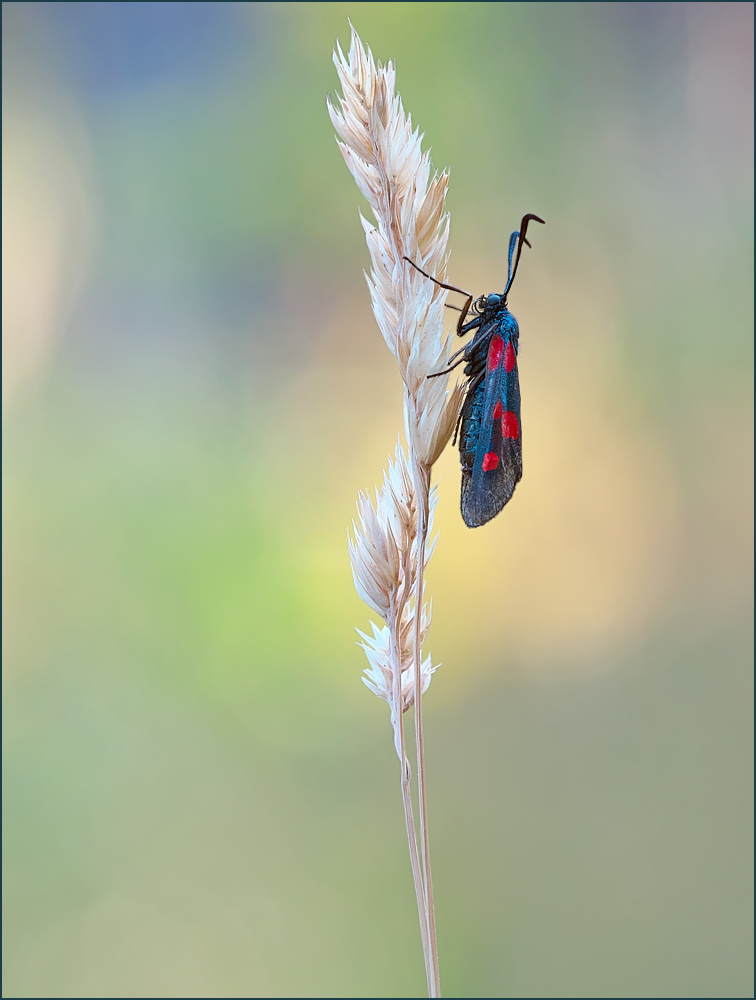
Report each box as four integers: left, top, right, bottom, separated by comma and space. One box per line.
452, 407, 464, 447
402, 256, 472, 298
402, 256, 474, 336
460, 316, 482, 335
454, 294, 475, 335
427, 355, 467, 379
443, 343, 466, 365
427, 319, 483, 378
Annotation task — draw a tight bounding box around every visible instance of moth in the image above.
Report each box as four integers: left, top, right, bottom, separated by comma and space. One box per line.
405, 213, 544, 527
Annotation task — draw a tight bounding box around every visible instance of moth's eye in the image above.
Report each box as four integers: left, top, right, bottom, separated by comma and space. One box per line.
487, 294, 501, 308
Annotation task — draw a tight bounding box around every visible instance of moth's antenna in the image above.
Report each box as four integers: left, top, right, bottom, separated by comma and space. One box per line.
504, 213, 545, 299
506, 230, 519, 288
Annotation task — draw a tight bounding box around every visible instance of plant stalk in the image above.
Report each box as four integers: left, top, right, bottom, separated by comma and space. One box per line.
389, 604, 432, 988
411, 456, 441, 997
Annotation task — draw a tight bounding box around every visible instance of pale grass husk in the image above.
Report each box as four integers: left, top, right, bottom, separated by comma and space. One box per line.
332, 26, 458, 998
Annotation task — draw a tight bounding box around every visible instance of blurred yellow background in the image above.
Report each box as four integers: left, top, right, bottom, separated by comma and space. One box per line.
3, 3, 752, 997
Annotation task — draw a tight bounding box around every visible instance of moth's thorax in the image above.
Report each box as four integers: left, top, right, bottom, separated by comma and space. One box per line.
483, 307, 519, 340
496, 308, 519, 334
463, 307, 520, 378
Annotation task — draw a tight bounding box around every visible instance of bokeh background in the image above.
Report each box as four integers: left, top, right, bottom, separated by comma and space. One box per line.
3, 3, 753, 997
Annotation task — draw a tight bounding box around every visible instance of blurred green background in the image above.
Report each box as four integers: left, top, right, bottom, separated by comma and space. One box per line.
3, 3, 752, 997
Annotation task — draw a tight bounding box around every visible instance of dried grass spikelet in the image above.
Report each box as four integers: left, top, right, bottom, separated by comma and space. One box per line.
348, 444, 439, 753
328, 29, 463, 471
332, 30, 450, 994
331, 28, 460, 735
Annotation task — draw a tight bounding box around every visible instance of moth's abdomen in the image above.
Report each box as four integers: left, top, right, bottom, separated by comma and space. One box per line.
459, 378, 486, 474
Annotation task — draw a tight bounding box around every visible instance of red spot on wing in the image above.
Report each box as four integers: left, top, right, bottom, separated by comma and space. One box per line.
488, 334, 504, 369
504, 342, 516, 372
501, 411, 519, 439
492, 400, 503, 420
482, 452, 499, 471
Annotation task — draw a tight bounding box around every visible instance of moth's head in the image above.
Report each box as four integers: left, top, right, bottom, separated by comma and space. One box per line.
476, 293, 503, 314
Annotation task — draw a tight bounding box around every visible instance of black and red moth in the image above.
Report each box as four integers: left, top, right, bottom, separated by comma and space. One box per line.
405, 213, 544, 527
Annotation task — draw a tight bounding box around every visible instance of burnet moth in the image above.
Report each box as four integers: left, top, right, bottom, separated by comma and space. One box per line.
404, 213, 545, 527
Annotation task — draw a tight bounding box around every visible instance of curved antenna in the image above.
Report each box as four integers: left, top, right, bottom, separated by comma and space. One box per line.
504, 213, 545, 299
506, 230, 519, 287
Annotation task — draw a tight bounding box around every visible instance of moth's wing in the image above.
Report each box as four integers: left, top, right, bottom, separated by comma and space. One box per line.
461, 323, 522, 527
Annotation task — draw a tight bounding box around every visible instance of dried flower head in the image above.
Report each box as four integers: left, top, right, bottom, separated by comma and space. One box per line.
328, 28, 464, 470
333, 30, 448, 993
347, 443, 438, 748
